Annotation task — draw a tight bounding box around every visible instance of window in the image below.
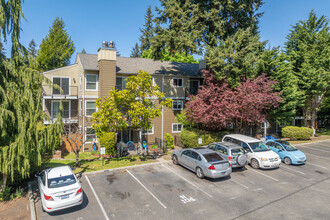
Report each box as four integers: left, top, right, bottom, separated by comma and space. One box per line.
142, 125, 154, 135
48, 175, 76, 188
190, 80, 200, 95
116, 77, 127, 90
173, 78, 183, 87
53, 77, 69, 95
52, 101, 70, 119
86, 101, 96, 116
172, 100, 183, 110
40, 171, 46, 186
85, 74, 98, 91
203, 153, 224, 162
86, 127, 96, 142
190, 151, 200, 161
182, 150, 191, 157
208, 144, 216, 151
172, 123, 183, 133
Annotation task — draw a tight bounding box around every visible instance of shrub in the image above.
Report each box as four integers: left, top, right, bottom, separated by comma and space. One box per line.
150, 144, 158, 149
164, 133, 174, 149
0, 185, 11, 201
180, 128, 229, 148
282, 126, 313, 140
98, 132, 116, 155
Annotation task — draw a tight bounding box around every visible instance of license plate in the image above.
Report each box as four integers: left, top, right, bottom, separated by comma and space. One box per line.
61, 195, 69, 200
221, 171, 226, 175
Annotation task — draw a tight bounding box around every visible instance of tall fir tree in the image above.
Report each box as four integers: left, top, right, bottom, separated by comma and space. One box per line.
285, 10, 330, 134
37, 17, 75, 71
81, 48, 86, 54
130, 42, 141, 58
28, 39, 37, 57
140, 6, 154, 52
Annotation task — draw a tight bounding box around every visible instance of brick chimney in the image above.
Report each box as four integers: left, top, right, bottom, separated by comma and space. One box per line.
97, 41, 117, 99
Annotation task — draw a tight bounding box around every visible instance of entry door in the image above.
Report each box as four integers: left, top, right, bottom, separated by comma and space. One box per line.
190, 80, 200, 95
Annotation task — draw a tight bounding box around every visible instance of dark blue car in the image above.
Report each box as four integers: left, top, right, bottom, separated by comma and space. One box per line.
265, 140, 306, 165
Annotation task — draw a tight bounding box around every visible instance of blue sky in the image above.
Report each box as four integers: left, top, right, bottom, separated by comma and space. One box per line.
8, 0, 330, 63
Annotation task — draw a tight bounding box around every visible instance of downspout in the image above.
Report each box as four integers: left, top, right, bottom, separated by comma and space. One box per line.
162, 75, 164, 148
82, 71, 85, 152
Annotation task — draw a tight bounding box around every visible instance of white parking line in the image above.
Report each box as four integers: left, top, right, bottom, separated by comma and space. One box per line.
161, 164, 213, 198
230, 179, 249, 189
304, 152, 330, 160
247, 168, 279, 182
85, 175, 110, 220
126, 169, 167, 209
281, 166, 306, 175
298, 145, 330, 153
306, 162, 328, 170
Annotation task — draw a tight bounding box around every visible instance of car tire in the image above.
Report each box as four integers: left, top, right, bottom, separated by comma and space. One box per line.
172, 155, 179, 165
284, 157, 292, 165
196, 167, 204, 179
251, 159, 260, 169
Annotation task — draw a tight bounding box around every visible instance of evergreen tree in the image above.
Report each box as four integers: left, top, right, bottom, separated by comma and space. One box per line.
0, 1, 63, 191
285, 10, 330, 135
140, 6, 154, 52
28, 39, 37, 57
205, 28, 266, 87
141, 47, 198, 63
37, 17, 75, 71
130, 42, 141, 58
81, 49, 86, 54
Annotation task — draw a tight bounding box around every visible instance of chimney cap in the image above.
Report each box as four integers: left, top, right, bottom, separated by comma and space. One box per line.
102, 41, 109, 48
109, 41, 115, 48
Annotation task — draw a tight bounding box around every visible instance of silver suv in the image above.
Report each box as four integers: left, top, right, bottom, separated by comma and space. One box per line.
207, 142, 248, 168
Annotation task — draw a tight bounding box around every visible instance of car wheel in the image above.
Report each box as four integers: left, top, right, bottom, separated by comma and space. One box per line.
196, 167, 204, 179
172, 155, 179, 165
251, 159, 259, 169
284, 157, 292, 165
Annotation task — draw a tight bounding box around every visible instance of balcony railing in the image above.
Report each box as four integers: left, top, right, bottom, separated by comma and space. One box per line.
42, 85, 78, 99
44, 110, 79, 124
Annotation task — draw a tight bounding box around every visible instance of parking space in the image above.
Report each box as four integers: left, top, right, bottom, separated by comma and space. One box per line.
36, 140, 330, 220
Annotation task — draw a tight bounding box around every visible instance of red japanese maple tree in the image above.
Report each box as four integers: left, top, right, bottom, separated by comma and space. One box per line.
185, 70, 282, 131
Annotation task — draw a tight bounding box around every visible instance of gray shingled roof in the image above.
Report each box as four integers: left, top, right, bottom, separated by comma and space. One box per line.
76, 53, 202, 77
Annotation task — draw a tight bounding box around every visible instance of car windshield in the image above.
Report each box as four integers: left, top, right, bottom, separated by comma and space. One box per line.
249, 142, 270, 152
231, 148, 245, 156
278, 141, 297, 151
203, 153, 224, 162
48, 174, 76, 188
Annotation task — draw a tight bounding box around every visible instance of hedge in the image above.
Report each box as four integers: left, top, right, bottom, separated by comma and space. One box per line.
164, 133, 174, 149
98, 132, 117, 155
282, 126, 313, 140
180, 128, 229, 148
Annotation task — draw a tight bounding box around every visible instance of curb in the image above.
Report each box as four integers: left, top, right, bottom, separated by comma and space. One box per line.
28, 181, 37, 220
83, 160, 171, 176
294, 139, 330, 146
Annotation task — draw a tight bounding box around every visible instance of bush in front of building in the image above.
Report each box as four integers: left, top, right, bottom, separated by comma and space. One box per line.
164, 133, 174, 149
180, 128, 229, 148
282, 126, 313, 140
98, 132, 117, 155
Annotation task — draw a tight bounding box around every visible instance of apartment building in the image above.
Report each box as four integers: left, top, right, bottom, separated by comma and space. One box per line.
42, 42, 204, 151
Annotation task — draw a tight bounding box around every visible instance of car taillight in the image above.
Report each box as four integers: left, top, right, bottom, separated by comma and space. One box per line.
208, 165, 215, 170
228, 156, 232, 161
44, 194, 54, 201
76, 187, 82, 195
229, 163, 231, 167
246, 154, 248, 159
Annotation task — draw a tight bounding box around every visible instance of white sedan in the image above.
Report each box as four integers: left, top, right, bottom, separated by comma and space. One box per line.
35, 166, 83, 212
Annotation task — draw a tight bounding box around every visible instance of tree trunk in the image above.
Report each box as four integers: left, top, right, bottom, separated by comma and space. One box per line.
75, 150, 80, 167
311, 109, 316, 137
1, 173, 7, 192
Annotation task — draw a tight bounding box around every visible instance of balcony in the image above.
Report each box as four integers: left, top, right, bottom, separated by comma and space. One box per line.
43, 110, 79, 124
42, 84, 78, 99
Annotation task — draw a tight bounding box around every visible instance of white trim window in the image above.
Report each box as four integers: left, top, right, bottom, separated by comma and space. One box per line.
116, 77, 127, 90
85, 74, 98, 91
85, 101, 96, 117
142, 125, 154, 135
51, 100, 70, 119
85, 127, 96, 143
52, 77, 70, 95
79, 75, 82, 91
172, 100, 183, 110
172, 123, 183, 133
173, 78, 183, 87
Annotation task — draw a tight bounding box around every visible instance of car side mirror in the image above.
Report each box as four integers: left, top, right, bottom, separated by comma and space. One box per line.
34, 173, 39, 178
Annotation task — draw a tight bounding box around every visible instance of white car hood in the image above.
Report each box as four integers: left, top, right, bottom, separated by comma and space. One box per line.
253, 150, 279, 158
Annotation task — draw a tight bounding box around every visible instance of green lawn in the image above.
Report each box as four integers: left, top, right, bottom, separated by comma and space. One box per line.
63, 152, 99, 160
43, 155, 156, 174
289, 135, 330, 145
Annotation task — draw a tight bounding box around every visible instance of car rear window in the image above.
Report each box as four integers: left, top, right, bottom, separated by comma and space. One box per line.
231, 148, 245, 156
48, 174, 76, 188
203, 153, 224, 162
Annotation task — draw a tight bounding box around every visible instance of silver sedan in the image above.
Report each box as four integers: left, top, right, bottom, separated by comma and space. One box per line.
172, 147, 232, 179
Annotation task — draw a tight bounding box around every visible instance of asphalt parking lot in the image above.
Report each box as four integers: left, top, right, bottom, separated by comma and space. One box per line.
35, 140, 330, 220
